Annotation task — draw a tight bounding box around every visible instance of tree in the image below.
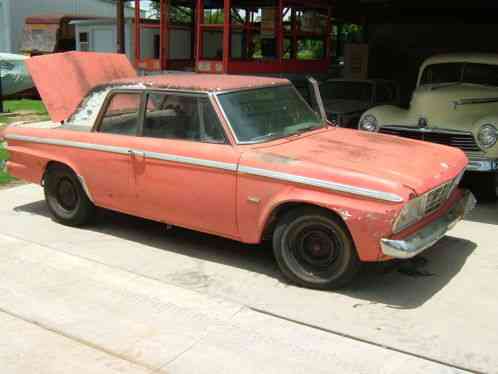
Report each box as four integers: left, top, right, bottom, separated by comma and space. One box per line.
149, 2, 193, 24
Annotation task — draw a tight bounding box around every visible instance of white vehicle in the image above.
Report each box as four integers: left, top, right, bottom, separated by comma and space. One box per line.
359, 53, 498, 199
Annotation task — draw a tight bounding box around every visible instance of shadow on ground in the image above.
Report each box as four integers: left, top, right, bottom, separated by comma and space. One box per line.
15, 200, 476, 309
463, 200, 498, 226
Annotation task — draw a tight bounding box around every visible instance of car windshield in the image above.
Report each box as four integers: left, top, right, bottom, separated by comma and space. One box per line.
421, 63, 498, 87
318, 81, 373, 102
217, 85, 324, 143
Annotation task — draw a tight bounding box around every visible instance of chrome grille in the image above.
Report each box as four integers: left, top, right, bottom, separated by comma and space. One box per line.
424, 182, 452, 215
380, 127, 481, 153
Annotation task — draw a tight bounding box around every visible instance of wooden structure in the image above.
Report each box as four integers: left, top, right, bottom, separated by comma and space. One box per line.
116, 0, 334, 74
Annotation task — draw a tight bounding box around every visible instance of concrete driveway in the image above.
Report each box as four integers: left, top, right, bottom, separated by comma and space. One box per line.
0, 184, 496, 373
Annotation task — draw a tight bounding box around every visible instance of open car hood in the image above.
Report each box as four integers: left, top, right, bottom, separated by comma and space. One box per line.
26, 52, 137, 123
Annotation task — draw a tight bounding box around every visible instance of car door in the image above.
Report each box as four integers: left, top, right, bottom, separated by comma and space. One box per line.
131, 91, 240, 239
78, 90, 143, 212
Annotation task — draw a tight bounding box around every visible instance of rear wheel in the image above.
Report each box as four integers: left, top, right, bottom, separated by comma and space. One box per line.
44, 165, 95, 226
273, 207, 361, 290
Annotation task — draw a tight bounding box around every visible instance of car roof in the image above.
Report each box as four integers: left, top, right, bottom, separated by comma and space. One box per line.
110, 74, 291, 93
422, 53, 498, 68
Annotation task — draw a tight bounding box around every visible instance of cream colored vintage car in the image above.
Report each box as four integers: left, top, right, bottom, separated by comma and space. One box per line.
359, 53, 498, 199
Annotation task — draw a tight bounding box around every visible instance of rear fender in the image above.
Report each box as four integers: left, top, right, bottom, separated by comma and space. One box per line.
7, 142, 85, 187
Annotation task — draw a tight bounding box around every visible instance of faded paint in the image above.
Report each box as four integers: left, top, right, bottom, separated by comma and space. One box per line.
259, 153, 297, 165
3, 79, 469, 263
112, 74, 289, 93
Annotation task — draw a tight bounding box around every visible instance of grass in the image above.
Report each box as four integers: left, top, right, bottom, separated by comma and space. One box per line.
0, 142, 14, 185
0, 99, 48, 185
0, 99, 48, 124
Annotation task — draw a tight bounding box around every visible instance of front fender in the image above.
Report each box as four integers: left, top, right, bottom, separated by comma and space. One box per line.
360, 105, 410, 129
238, 181, 401, 262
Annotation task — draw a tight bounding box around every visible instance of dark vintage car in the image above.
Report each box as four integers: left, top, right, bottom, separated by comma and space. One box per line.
319, 79, 400, 128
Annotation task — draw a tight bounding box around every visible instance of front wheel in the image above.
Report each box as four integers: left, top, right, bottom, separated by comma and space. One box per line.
273, 207, 361, 290
44, 165, 95, 226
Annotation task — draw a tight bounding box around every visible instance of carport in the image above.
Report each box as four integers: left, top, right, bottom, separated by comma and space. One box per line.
334, 0, 498, 103
115, 0, 335, 74
112, 0, 498, 85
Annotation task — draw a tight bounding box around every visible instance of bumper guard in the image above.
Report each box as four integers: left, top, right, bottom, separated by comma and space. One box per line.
381, 191, 476, 259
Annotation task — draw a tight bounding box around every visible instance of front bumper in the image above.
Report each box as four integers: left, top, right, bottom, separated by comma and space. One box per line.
380, 191, 476, 259
467, 158, 498, 172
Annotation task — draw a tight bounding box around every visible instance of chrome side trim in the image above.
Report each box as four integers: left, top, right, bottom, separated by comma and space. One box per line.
8, 134, 404, 203
239, 166, 404, 203
467, 158, 498, 172
5, 134, 237, 172
381, 125, 472, 136
455, 97, 498, 106
381, 191, 476, 259
146, 151, 237, 171
6, 134, 130, 155
77, 175, 95, 204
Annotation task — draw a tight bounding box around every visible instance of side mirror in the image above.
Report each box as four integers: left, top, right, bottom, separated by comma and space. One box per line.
307, 76, 327, 123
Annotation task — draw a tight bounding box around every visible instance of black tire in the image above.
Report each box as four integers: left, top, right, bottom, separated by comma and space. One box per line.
468, 172, 497, 202
273, 207, 361, 290
44, 165, 95, 226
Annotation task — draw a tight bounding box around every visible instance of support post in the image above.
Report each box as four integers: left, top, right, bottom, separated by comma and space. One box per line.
276, 0, 284, 62
195, 0, 204, 71
222, 0, 231, 73
116, 0, 126, 54
134, 0, 141, 65
326, 5, 332, 62
291, 8, 297, 59
159, 0, 169, 70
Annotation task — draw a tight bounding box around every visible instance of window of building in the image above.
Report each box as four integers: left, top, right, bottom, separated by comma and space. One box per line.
79, 32, 89, 51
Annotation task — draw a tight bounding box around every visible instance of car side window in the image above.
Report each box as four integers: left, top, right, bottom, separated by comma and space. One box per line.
143, 93, 226, 144
98, 93, 141, 136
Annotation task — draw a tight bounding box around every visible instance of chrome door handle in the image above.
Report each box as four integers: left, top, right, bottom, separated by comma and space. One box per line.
128, 150, 145, 159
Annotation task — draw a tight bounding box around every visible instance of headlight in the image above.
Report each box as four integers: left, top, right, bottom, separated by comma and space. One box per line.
359, 114, 379, 132
393, 196, 426, 234
477, 124, 498, 149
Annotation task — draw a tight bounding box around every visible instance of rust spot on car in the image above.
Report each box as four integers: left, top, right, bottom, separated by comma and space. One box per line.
355, 132, 418, 146
312, 138, 376, 161
260, 153, 297, 164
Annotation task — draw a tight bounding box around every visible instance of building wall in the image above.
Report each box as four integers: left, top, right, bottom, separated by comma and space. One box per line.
0, 0, 12, 52
75, 21, 135, 60
7, 0, 134, 53
75, 20, 193, 62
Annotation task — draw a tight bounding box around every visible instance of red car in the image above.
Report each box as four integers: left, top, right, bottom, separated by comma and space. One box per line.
1, 53, 475, 289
